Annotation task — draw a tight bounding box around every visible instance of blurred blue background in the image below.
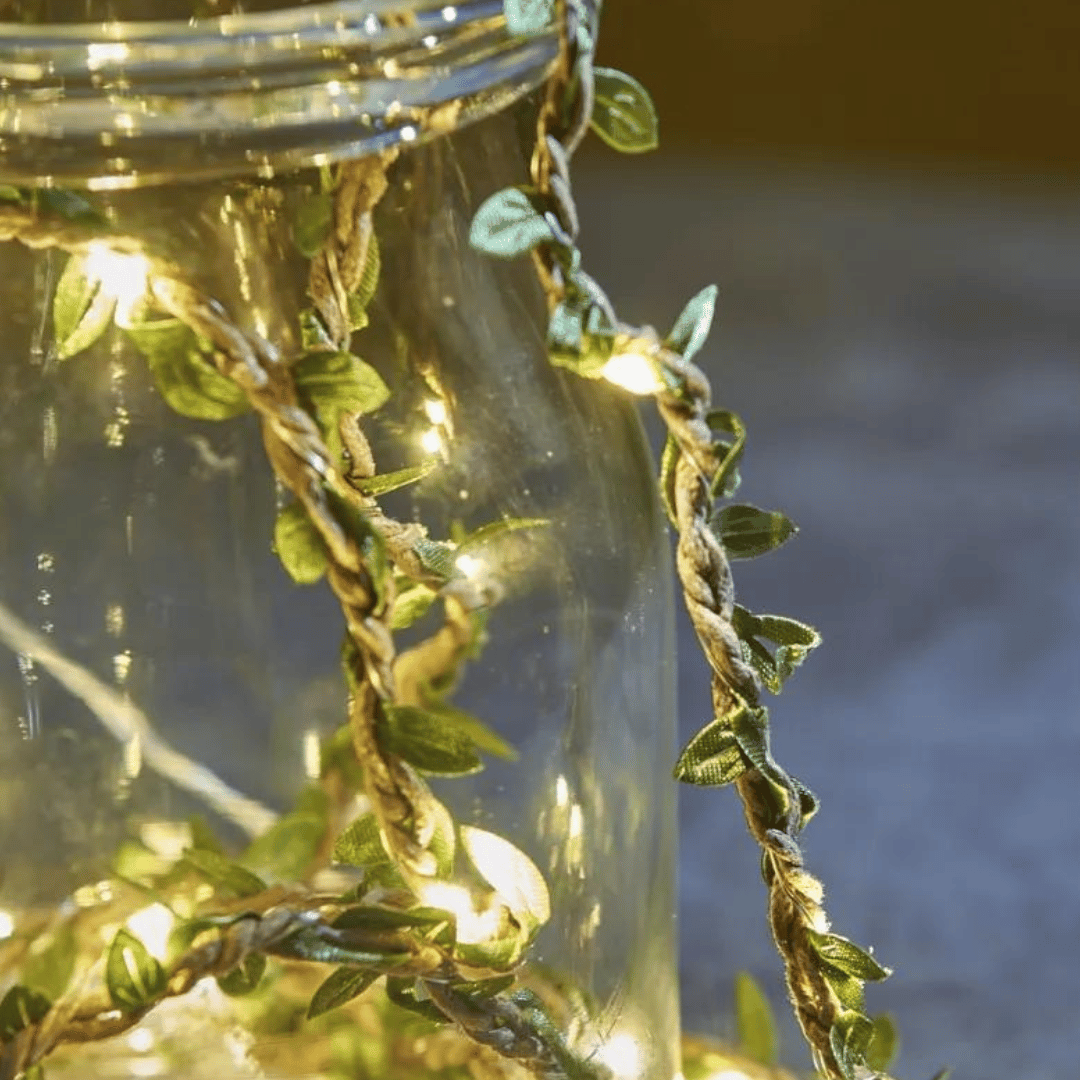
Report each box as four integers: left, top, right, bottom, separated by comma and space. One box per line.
575, 2, 1080, 1077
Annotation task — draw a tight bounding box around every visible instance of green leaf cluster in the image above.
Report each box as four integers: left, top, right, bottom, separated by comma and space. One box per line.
106, 928, 167, 1011
53, 254, 116, 360
731, 605, 821, 695
733, 971, 777, 1066
0, 984, 52, 1042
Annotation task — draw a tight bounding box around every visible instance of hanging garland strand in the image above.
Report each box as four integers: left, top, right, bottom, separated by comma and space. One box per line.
470, 3, 895, 1079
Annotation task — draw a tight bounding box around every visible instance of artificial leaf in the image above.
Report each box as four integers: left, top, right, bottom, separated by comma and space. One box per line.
830, 1013, 876, 1080
216, 953, 267, 997
810, 931, 892, 982
455, 973, 516, 999
293, 351, 390, 421
732, 605, 821, 695
353, 459, 438, 498
127, 319, 250, 420
105, 929, 167, 1011
457, 516, 550, 554
181, 847, 267, 897
273, 502, 329, 585
378, 704, 483, 776
189, 815, 227, 854
276, 927, 408, 968
294, 190, 333, 257
0, 185, 21, 202
734, 971, 777, 1066
21, 923, 76, 1000
333, 905, 450, 933
929, 1070, 953, 1080
867, 1013, 899, 1072
36, 189, 105, 224
350, 231, 381, 316
468, 187, 553, 260
308, 965, 381, 1019
590, 67, 659, 153
333, 813, 390, 869
673, 713, 748, 787
715, 504, 797, 560
390, 581, 438, 630
413, 537, 457, 583
460, 825, 551, 929
706, 409, 745, 499
53, 254, 115, 360
454, 931, 526, 971
666, 284, 718, 362
299, 307, 335, 352
419, 697, 518, 762
548, 301, 584, 361
0, 985, 51, 1041
503, 0, 555, 36
385, 976, 448, 1024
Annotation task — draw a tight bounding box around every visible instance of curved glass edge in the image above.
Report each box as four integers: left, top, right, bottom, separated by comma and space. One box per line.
0, 0, 558, 187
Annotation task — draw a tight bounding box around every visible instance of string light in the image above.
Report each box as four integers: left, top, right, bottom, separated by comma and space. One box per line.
0, 909, 14, 940
593, 1031, 646, 1080
125, 903, 175, 958
598, 352, 665, 396
82, 243, 151, 327
418, 882, 504, 944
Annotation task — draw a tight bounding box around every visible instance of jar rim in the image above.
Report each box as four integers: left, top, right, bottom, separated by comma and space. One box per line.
0, 0, 556, 188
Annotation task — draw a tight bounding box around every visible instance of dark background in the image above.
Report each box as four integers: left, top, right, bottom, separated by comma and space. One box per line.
576, 2, 1080, 1079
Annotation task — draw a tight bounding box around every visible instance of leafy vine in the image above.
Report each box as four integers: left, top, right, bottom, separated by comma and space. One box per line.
0, 2, 920, 1080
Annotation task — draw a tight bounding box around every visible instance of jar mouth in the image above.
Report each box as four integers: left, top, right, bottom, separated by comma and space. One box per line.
0, 1, 556, 188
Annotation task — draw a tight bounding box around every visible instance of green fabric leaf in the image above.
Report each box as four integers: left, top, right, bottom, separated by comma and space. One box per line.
53, 254, 116, 360
469, 187, 553, 259
294, 190, 334, 257
127, 319, 250, 420
666, 284, 717, 362
732, 605, 821, 695
659, 433, 680, 527
866, 1013, 900, 1072
36, 189, 105, 224
810, 931, 892, 981
0, 985, 52, 1040
385, 976, 447, 1024
299, 307, 335, 352
21, 923, 76, 1000
106, 929, 167, 1011
715, 503, 797, 559
733, 971, 777, 1066
829, 1013, 876, 1080
308, 966, 381, 1019
673, 712, 748, 787
460, 825, 551, 930
353, 459, 438, 498
548, 301, 584, 361
333, 905, 451, 933
390, 581, 438, 631
181, 848, 267, 897
590, 67, 659, 153
378, 704, 483, 776
276, 927, 408, 968
503, 0, 556, 36
333, 813, 389, 869
216, 953, 266, 997
273, 502, 329, 585
457, 516, 550, 554
823, 969, 866, 1012
706, 409, 745, 499
413, 537, 457, 583
454, 931, 526, 971
293, 351, 390, 421
419, 698, 518, 762
350, 231, 381, 317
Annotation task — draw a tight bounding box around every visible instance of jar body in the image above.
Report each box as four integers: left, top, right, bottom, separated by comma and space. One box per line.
0, 10, 679, 1080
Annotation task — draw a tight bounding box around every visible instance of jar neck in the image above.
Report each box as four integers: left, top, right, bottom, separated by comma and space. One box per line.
0, 0, 558, 188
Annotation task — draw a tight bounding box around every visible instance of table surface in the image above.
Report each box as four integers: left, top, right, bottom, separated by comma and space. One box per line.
574, 158, 1080, 1080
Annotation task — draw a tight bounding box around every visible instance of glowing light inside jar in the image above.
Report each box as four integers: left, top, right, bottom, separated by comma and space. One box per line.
87, 42, 130, 70
454, 552, 484, 581
419, 882, 504, 945
83, 243, 152, 327
599, 352, 665, 396
420, 427, 446, 456
125, 903, 175, 958
423, 398, 448, 425
0, 909, 14, 940
593, 1031, 646, 1080
302, 728, 321, 780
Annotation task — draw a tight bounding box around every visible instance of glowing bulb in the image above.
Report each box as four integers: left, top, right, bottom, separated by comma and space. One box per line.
454, 553, 484, 581
554, 775, 569, 807
87, 42, 129, 70
127, 1028, 155, 1053
423, 398, 448, 425
419, 882, 504, 945
302, 728, 321, 780
125, 903, 174, 959
83, 243, 151, 326
0, 909, 14, 939
599, 352, 664, 396
708, 1072, 753, 1080
594, 1032, 645, 1080
420, 427, 446, 456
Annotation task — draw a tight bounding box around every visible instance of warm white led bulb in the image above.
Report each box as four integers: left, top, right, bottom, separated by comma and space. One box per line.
599, 352, 664, 396
83, 243, 151, 326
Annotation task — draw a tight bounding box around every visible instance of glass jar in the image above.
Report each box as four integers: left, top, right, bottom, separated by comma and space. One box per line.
0, 5, 679, 1080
